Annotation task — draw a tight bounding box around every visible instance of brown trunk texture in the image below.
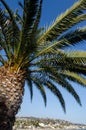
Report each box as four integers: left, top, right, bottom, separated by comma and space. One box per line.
0, 67, 25, 130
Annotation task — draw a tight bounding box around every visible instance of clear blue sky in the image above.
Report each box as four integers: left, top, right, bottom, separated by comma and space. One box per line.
3, 0, 86, 124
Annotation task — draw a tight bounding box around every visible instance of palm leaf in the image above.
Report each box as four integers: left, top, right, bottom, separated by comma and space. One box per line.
31, 58, 82, 109
60, 70, 86, 87
34, 41, 65, 60
23, 0, 40, 30
22, 0, 40, 40
57, 26, 86, 48
67, 51, 86, 58
32, 0, 43, 33
44, 52, 86, 75
16, 0, 42, 59
37, 0, 86, 43
32, 77, 47, 106
0, 8, 11, 59
32, 50, 86, 77
46, 70, 82, 106
26, 73, 33, 101
0, 0, 20, 56
44, 81, 66, 112
36, 55, 84, 106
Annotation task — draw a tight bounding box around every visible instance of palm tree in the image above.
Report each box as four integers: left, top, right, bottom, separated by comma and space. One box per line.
0, 0, 86, 129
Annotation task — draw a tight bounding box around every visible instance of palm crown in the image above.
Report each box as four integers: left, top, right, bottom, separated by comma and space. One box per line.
0, 0, 86, 113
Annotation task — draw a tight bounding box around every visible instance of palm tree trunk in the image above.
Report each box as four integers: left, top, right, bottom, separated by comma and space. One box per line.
0, 66, 25, 129
0, 100, 15, 130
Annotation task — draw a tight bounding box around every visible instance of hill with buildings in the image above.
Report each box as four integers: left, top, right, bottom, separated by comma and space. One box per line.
13, 117, 86, 130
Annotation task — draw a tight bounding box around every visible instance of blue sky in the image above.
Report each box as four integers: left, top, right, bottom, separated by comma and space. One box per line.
2, 0, 86, 124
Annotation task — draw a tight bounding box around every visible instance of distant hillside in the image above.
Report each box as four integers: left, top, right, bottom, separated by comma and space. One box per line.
13, 117, 86, 130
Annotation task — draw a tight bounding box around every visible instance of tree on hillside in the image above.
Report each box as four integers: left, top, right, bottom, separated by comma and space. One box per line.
0, 0, 86, 129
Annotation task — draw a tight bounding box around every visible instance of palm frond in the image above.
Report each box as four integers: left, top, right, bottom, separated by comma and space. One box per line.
31, 56, 82, 109
31, 63, 80, 112
0, 0, 20, 56
31, 58, 63, 106
57, 26, 86, 48
0, 8, 11, 59
44, 81, 66, 112
26, 76, 33, 101
32, 50, 86, 77
61, 52, 86, 74
16, 0, 41, 59
23, 0, 40, 30
44, 52, 86, 75
18, 1, 24, 10
47, 71, 81, 106
22, 0, 40, 39
34, 41, 65, 59
31, 77, 47, 106
27, 67, 47, 105
60, 70, 86, 87
18, 0, 43, 63
67, 51, 86, 58
58, 58, 86, 75
32, 0, 43, 33
37, 0, 86, 43
0, 0, 16, 21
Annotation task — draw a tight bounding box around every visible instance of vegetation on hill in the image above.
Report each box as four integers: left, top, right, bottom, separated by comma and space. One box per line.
13, 117, 86, 129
